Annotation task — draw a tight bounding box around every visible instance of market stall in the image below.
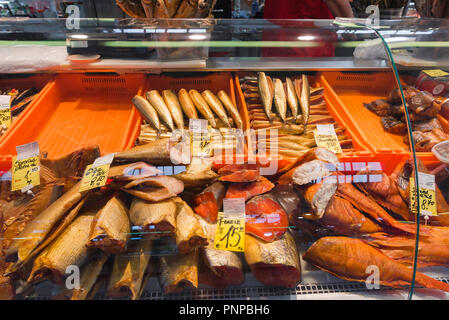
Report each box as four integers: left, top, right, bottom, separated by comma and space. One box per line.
1, 15, 449, 301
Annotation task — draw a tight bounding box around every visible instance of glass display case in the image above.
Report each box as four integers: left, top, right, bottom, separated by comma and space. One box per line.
0, 17, 448, 301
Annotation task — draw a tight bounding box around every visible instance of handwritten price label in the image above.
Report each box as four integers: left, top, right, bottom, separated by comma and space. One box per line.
423, 69, 449, 78
214, 212, 245, 252
11, 156, 40, 191
314, 125, 342, 154
0, 95, 11, 129
79, 164, 109, 192
0, 107, 11, 128
190, 119, 212, 158
191, 131, 212, 158
410, 174, 437, 216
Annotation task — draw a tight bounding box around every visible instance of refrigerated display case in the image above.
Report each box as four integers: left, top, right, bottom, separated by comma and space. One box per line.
0, 17, 448, 301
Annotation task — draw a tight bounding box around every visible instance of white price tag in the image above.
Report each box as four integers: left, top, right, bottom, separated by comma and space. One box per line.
0, 95, 10, 108
316, 124, 336, 136
92, 153, 115, 168
189, 118, 208, 133
417, 172, 435, 191
16, 142, 39, 161
223, 198, 246, 218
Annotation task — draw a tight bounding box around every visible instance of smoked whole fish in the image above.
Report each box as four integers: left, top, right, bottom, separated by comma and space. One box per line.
273, 78, 287, 123
202, 90, 231, 128
160, 249, 199, 294
132, 95, 160, 132
304, 236, 449, 293
70, 251, 110, 300
5, 181, 88, 271
178, 88, 198, 120
173, 197, 208, 255
146, 90, 175, 131
244, 232, 301, 288
198, 218, 244, 288
285, 77, 298, 120
189, 89, 217, 128
162, 89, 185, 130
87, 193, 130, 254
130, 197, 178, 239
27, 214, 96, 285
258, 72, 273, 121
107, 238, 153, 300
121, 175, 184, 202
217, 90, 243, 129
113, 138, 183, 166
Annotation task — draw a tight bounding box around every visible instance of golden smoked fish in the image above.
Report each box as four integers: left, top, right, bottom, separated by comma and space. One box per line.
174, 157, 218, 188
87, 193, 130, 254
285, 77, 298, 120
189, 89, 217, 128
217, 90, 243, 129
244, 232, 301, 288
130, 197, 177, 239
165, 0, 182, 17
40, 146, 100, 181
160, 249, 199, 294
201, 90, 231, 128
113, 138, 176, 165
2, 183, 63, 249
173, 197, 208, 255
132, 95, 160, 132
27, 213, 96, 285
5, 181, 87, 269
146, 90, 175, 131
297, 75, 310, 128
178, 88, 198, 119
162, 89, 184, 129
122, 175, 184, 202
258, 72, 273, 121
154, 0, 170, 17
71, 251, 110, 300
107, 238, 153, 300
273, 78, 287, 122
174, 0, 197, 17
198, 219, 244, 288
108, 162, 161, 182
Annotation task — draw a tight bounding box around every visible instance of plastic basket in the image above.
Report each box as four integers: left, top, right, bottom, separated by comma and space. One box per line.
0, 74, 53, 141
0, 73, 145, 170
234, 73, 373, 162
145, 72, 246, 155
320, 71, 448, 162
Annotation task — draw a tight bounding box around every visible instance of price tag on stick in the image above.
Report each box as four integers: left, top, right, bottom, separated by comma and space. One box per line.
79, 153, 114, 192
314, 124, 342, 154
410, 172, 437, 216
189, 119, 212, 158
11, 142, 40, 192
214, 198, 246, 252
0, 95, 11, 129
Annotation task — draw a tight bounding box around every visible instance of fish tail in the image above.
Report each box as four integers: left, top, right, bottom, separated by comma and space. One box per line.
415, 272, 449, 293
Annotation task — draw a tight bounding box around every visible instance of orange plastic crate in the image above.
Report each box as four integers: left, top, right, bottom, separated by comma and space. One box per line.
0, 74, 53, 92
145, 72, 237, 110
234, 73, 373, 161
0, 74, 53, 140
0, 73, 144, 170
144, 72, 247, 154
320, 71, 447, 162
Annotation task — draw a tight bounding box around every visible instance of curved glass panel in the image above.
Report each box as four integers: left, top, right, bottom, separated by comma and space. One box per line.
380, 18, 449, 300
